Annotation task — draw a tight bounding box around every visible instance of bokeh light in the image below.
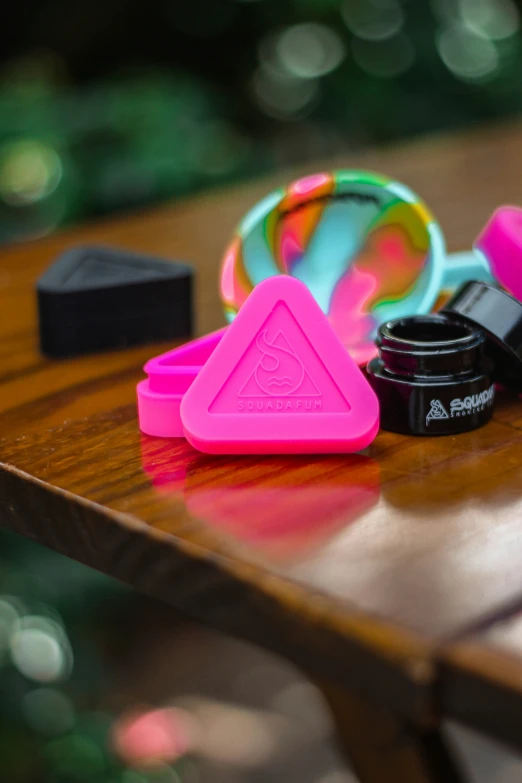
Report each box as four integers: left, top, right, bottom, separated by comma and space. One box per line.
10, 615, 73, 683
276, 23, 346, 78
112, 707, 198, 766
460, 0, 520, 41
191, 700, 286, 767
23, 687, 75, 736
436, 23, 499, 81
0, 597, 20, 660
253, 22, 347, 120
251, 66, 319, 120
341, 0, 404, 42
0, 140, 62, 207
271, 681, 332, 742
352, 32, 415, 78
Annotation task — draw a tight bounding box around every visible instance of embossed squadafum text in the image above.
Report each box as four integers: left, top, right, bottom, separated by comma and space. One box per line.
238, 399, 322, 411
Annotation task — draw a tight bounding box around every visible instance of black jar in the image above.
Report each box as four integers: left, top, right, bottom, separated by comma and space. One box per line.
367, 314, 495, 435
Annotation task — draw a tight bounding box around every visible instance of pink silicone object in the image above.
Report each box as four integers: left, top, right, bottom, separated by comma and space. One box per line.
180, 276, 380, 454
475, 206, 522, 301
137, 328, 226, 437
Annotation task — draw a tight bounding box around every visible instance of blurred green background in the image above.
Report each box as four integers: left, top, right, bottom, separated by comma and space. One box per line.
2, 0, 522, 243
2, 1, 522, 780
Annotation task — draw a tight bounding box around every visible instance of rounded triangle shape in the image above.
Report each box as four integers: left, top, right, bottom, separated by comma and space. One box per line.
181, 276, 380, 454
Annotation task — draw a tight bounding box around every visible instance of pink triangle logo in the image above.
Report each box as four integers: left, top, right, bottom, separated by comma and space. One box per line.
238, 325, 322, 399
181, 276, 379, 454
209, 302, 349, 414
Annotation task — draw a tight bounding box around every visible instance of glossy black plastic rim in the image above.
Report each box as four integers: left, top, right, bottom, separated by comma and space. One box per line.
442, 280, 522, 390
376, 314, 485, 377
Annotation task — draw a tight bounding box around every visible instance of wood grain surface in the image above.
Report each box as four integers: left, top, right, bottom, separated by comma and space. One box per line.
2, 120, 522, 725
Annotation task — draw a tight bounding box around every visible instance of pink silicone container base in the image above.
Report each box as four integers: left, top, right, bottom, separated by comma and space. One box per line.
180, 276, 380, 455
137, 328, 226, 437
475, 205, 522, 301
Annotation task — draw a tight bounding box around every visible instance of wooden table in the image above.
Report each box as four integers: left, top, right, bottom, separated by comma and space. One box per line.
2, 120, 522, 783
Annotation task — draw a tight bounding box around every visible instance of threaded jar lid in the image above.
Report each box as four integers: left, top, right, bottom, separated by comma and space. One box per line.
376, 314, 485, 377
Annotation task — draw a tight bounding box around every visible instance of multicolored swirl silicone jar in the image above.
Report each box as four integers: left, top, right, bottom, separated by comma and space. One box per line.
219, 170, 491, 365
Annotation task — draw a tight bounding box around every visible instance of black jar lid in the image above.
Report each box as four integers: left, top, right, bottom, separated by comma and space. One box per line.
376, 314, 485, 377
441, 281, 522, 390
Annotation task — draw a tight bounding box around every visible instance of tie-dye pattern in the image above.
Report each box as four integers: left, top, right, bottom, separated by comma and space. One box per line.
219, 170, 440, 363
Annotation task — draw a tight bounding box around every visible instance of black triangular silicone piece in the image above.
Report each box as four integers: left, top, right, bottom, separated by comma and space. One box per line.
37, 245, 193, 358
38, 245, 190, 293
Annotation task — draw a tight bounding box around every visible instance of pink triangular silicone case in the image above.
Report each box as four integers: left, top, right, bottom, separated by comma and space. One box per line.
180, 276, 379, 454
137, 328, 226, 437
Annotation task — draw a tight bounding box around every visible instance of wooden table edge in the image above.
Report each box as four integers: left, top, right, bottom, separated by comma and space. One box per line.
0, 459, 436, 719
438, 636, 522, 751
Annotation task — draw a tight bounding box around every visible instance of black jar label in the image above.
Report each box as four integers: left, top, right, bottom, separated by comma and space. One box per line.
425, 384, 495, 427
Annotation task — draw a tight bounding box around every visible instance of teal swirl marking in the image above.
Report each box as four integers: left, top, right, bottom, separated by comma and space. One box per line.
241, 189, 285, 286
